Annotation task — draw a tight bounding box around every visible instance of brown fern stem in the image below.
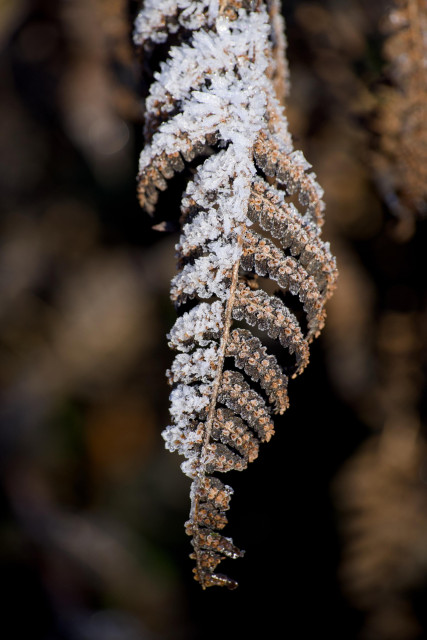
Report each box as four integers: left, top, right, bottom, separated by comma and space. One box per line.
191, 231, 245, 589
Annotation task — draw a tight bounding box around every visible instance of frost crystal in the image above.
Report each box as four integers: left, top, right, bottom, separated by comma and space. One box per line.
167, 301, 224, 352
134, 0, 219, 46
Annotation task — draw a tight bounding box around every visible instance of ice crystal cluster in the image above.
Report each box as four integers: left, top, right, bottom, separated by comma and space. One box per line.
134, 0, 337, 588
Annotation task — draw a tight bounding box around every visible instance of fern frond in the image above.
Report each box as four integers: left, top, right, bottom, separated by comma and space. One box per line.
374, 0, 427, 230
135, 0, 337, 588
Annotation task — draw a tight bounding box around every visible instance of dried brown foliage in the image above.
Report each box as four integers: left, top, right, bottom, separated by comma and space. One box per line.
335, 312, 427, 640
373, 0, 427, 237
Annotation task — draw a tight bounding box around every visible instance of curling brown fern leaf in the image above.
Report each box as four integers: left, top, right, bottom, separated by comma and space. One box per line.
134, 0, 337, 589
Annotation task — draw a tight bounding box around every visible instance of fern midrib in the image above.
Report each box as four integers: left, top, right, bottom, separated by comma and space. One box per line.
191, 229, 245, 589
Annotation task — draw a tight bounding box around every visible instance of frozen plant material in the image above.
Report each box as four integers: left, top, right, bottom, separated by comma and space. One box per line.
135, 0, 337, 589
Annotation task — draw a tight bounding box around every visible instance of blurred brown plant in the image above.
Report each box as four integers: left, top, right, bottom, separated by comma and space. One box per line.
335, 311, 427, 640
373, 0, 427, 240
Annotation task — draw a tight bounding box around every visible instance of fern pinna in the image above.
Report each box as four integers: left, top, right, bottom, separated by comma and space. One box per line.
134, 0, 337, 589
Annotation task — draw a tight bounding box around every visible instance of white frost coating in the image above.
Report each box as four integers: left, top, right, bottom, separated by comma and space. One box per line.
181, 457, 200, 478
139, 10, 271, 172
290, 150, 312, 172
171, 239, 241, 300
163, 381, 213, 475
145, 15, 269, 119
169, 345, 219, 384
177, 147, 255, 259
177, 208, 224, 255
134, 0, 219, 47
188, 147, 254, 218
168, 382, 211, 431
134, 0, 179, 46
162, 420, 204, 457
168, 301, 224, 352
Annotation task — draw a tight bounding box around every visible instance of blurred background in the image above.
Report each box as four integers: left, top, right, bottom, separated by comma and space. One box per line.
0, 0, 426, 638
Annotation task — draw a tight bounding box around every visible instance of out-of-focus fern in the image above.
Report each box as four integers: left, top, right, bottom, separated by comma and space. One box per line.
134, 0, 337, 589
335, 311, 427, 640
374, 0, 427, 234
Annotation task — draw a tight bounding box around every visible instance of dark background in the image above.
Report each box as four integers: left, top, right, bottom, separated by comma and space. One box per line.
0, 1, 426, 638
